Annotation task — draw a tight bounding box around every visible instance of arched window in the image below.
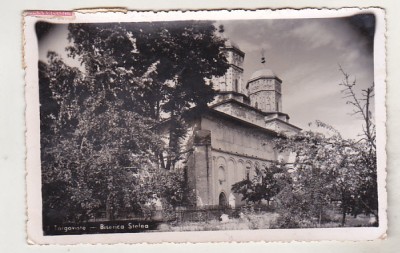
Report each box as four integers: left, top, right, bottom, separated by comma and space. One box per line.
218, 166, 226, 185
245, 166, 251, 180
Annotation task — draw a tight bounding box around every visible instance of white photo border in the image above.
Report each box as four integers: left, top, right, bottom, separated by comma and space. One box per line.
24, 7, 387, 244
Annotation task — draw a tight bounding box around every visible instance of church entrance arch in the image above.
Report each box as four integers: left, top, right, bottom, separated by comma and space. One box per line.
219, 192, 228, 207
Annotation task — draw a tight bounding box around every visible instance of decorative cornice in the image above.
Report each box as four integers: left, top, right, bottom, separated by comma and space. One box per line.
211, 148, 276, 163
248, 89, 282, 96
210, 98, 289, 119
229, 64, 244, 72
216, 91, 249, 100
264, 117, 302, 131
246, 76, 282, 88
205, 107, 279, 136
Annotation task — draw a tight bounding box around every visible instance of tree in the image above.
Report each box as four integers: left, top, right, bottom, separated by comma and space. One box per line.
339, 66, 375, 151
231, 162, 286, 206
271, 65, 378, 227
39, 21, 229, 224
273, 127, 354, 227
40, 55, 163, 223
66, 21, 229, 170
338, 66, 378, 222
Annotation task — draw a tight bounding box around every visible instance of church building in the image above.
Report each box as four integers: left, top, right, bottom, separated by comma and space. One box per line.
183, 41, 302, 208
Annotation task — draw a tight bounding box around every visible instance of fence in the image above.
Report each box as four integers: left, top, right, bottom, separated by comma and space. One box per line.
174, 205, 231, 223
174, 204, 275, 223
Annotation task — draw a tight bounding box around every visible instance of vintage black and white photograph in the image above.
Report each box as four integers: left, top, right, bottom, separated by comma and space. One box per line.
24, 9, 386, 243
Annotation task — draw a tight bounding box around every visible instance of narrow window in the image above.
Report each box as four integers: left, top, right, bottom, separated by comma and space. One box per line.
234, 79, 238, 92
218, 166, 226, 185
245, 166, 251, 180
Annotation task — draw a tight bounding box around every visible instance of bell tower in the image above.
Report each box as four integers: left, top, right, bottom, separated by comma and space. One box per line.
212, 40, 245, 94
246, 69, 282, 112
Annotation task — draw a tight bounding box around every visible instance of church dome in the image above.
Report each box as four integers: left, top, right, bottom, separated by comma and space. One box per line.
246, 68, 282, 89
249, 68, 278, 81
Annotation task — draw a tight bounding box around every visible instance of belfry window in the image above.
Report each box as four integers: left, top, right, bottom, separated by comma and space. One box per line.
234, 79, 238, 92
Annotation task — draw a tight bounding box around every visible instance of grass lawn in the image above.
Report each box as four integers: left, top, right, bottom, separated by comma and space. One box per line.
157, 212, 279, 232
156, 211, 375, 231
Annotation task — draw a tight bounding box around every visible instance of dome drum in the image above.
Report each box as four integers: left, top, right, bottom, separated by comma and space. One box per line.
247, 68, 283, 113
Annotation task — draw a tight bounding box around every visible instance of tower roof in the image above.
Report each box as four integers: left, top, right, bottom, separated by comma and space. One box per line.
224, 40, 245, 57
225, 40, 239, 49
246, 68, 282, 88
249, 68, 278, 81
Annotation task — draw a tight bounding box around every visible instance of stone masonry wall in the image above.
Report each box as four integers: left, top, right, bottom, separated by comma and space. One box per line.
191, 114, 279, 207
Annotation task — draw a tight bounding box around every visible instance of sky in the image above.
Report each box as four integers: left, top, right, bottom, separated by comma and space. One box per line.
219, 16, 375, 139
38, 15, 376, 140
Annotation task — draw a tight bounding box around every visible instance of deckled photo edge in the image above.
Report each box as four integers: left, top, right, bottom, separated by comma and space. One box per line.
24, 8, 387, 244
